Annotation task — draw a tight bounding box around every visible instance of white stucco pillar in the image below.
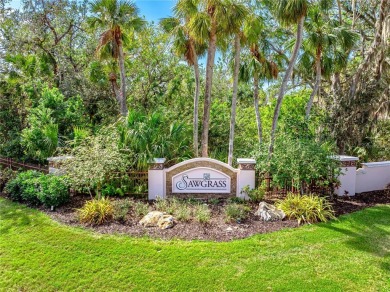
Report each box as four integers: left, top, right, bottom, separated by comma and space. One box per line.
148, 158, 166, 200
237, 158, 256, 199
333, 155, 359, 196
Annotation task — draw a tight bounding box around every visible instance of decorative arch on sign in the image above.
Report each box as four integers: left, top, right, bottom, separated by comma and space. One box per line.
165, 158, 238, 199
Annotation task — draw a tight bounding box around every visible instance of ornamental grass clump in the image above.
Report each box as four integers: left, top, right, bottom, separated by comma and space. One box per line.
133, 201, 149, 218
193, 204, 211, 224
112, 198, 133, 222
78, 198, 114, 225
224, 203, 250, 223
173, 203, 192, 222
276, 193, 336, 225
154, 197, 171, 213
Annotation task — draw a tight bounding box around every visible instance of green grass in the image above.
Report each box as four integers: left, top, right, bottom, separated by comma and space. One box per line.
0, 198, 389, 291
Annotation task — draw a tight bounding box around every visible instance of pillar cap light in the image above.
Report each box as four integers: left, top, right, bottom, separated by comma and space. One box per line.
330, 155, 359, 161
150, 158, 166, 164
237, 158, 256, 164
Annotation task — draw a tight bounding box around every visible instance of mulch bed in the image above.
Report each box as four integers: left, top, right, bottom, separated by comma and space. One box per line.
2, 190, 389, 242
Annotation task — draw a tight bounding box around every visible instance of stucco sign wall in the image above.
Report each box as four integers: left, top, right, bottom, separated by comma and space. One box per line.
172, 167, 231, 193
148, 157, 256, 200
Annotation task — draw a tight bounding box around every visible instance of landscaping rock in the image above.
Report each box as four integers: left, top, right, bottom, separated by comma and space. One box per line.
157, 215, 175, 230
139, 211, 164, 227
139, 212, 175, 229
254, 202, 285, 222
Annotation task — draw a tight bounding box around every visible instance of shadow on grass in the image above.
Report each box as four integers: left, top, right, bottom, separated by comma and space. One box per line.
0, 200, 32, 234
321, 206, 390, 271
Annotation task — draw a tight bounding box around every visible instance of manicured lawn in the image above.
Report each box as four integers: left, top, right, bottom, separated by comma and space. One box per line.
0, 198, 389, 291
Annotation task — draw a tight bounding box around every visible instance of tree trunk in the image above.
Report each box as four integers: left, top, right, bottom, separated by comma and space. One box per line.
118, 42, 128, 117
201, 18, 217, 157
111, 80, 122, 103
253, 72, 262, 144
192, 47, 200, 157
331, 72, 341, 97
349, 0, 388, 100
109, 72, 122, 103
269, 16, 305, 156
228, 34, 241, 166
305, 48, 322, 119
336, 0, 343, 24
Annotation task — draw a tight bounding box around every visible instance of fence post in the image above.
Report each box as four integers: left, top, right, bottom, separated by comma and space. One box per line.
148, 158, 166, 201
333, 155, 359, 196
237, 158, 256, 200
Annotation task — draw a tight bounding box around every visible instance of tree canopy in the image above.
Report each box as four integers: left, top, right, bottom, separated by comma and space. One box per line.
0, 0, 389, 168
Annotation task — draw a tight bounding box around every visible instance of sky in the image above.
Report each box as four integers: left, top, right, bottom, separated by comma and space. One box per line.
7, 0, 216, 64
135, 0, 175, 22
9, 0, 177, 22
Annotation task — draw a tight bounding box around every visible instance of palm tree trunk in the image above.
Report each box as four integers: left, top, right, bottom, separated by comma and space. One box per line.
228, 34, 241, 166
201, 19, 217, 157
109, 72, 121, 102
305, 48, 322, 119
269, 16, 305, 156
118, 42, 128, 117
111, 80, 121, 102
192, 48, 200, 157
253, 72, 262, 144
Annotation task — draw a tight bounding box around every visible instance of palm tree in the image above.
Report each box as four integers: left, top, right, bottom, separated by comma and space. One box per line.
160, 0, 206, 157
242, 13, 279, 144
189, 0, 229, 157
268, 0, 308, 156
226, 1, 248, 166
303, 5, 336, 118
303, 5, 357, 118
239, 46, 279, 145
88, 0, 145, 116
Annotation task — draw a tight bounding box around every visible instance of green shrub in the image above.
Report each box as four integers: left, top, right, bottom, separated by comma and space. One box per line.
193, 204, 211, 224
208, 198, 220, 205
276, 193, 336, 225
133, 201, 149, 218
117, 110, 192, 170
0, 167, 17, 191
78, 198, 114, 225
241, 185, 266, 202
227, 197, 246, 204
5, 170, 42, 204
224, 203, 250, 223
4, 178, 23, 201
112, 199, 133, 222
254, 134, 340, 191
37, 175, 69, 208
101, 184, 125, 197
5, 171, 70, 208
60, 129, 133, 197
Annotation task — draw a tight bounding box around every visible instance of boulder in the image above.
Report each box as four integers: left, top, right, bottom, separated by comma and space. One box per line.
157, 215, 175, 230
254, 202, 285, 222
139, 211, 164, 227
